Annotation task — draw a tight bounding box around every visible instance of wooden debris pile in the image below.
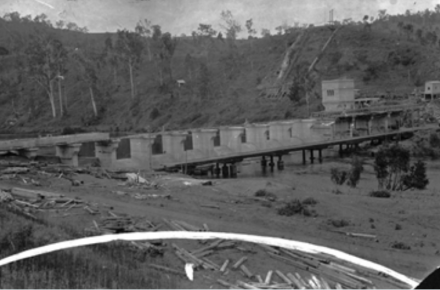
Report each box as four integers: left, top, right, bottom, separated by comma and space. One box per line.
0, 186, 104, 219
143, 218, 409, 289
85, 214, 163, 235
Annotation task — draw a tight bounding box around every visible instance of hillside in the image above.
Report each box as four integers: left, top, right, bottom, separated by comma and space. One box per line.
1, 11, 440, 134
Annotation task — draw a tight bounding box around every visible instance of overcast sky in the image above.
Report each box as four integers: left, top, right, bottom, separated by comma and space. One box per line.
1, 0, 439, 36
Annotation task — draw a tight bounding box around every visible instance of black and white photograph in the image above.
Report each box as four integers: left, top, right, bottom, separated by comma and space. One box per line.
0, 0, 440, 288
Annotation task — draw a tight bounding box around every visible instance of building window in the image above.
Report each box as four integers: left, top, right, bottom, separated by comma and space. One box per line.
152, 135, 163, 155
327, 89, 335, 96
212, 130, 220, 147
183, 131, 193, 151
240, 131, 247, 143
288, 128, 293, 138
265, 130, 270, 140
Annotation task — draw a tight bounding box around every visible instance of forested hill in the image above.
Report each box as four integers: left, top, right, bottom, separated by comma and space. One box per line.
1, 8, 440, 134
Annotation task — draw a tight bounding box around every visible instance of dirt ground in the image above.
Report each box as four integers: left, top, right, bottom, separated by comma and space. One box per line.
2, 155, 440, 288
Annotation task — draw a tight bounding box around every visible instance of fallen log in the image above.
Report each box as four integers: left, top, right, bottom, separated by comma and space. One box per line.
9, 187, 63, 199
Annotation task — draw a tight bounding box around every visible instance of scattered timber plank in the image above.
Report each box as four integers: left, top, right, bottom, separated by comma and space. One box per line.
331, 230, 377, 239
194, 250, 214, 258
220, 259, 230, 273
174, 220, 202, 231
202, 257, 221, 271
217, 279, 237, 288
279, 248, 320, 268
256, 275, 263, 283
203, 223, 210, 231
264, 270, 273, 284
267, 252, 311, 272
1, 167, 29, 174
191, 239, 223, 255
286, 273, 306, 289
149, 264, 186, 277
240, 264, 254, 278
10, 187, 63, 199
275, 270, 292, 286
232, 256, 248, 270
149, 223, 163, 232
170, 220, 186, 231
162, 218, 182, 231
14, 200, 39, 208
257, 243, 280, 255
171, 243, 215, 270
237, 280, 260, 289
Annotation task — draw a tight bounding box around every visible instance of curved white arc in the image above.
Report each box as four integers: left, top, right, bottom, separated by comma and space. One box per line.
0, 231, 419, 288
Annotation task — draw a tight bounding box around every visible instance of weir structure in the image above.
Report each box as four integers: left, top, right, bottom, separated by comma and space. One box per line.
0, 103, 430, 176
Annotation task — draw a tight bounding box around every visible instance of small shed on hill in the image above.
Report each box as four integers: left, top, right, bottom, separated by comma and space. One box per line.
424, 81, 440, 101
321, 78, 356, 112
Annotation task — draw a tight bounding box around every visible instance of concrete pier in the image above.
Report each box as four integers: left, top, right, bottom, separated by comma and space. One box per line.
56, 143, 82, 167
95, 140, 120, 168
18, 148, 39, 159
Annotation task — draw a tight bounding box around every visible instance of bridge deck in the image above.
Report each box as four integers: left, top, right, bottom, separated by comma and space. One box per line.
160, 125, 437, 169
0, 133, 111, 151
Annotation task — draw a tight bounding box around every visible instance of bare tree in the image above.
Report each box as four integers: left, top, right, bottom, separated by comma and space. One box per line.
25, 36, 67, 118
135, 19, 153, 61
220, 10, 242, 39
115, 30, 144, 99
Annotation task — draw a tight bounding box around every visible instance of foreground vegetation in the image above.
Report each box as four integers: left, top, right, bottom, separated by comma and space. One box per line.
0, 205, 178, 288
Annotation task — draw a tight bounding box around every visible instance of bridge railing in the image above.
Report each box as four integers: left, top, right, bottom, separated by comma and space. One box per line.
312, 104, 424, 118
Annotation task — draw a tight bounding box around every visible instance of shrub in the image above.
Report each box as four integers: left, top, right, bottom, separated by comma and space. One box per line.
328, 219, 350, 228
302, 197, 318, 205
391, 241, 411, 250
369, 190, 391, 198
330, 168, 348, 186
402, 160, 429, 190
373, 144, 428, 191
347, 156, 364, 188
277, 199, 317, 217
255, 189, 277, 201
